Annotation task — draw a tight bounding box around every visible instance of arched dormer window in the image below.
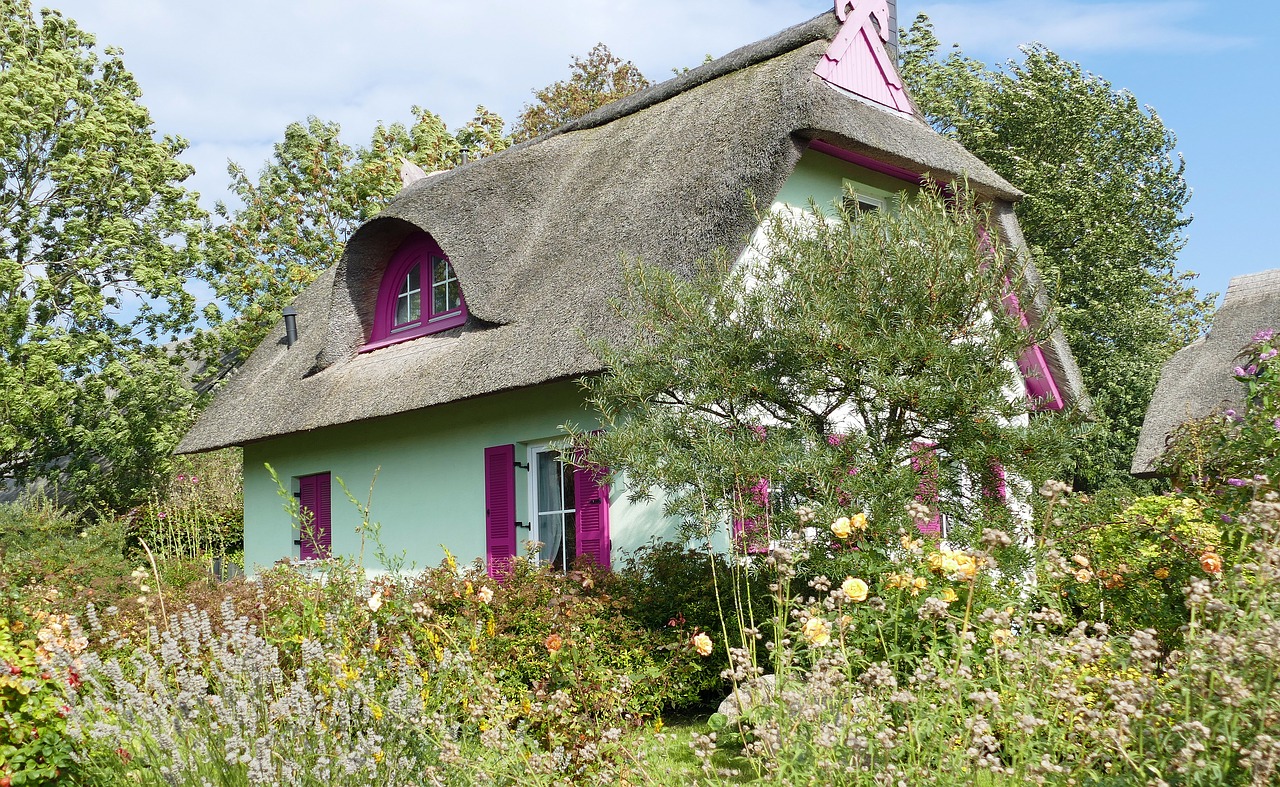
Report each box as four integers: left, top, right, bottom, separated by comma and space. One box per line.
362, 233, 466, 351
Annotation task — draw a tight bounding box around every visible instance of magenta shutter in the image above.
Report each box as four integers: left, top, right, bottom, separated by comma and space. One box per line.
298, 472, 332, 560
573, 462, 611, 570
732, 478, 770, 554
910, 442, 943, 536
485, 444, 517, 580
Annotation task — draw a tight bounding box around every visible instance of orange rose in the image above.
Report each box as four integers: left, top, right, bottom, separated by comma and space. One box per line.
544, 633, 564, 653
1199, 552, 1223, 575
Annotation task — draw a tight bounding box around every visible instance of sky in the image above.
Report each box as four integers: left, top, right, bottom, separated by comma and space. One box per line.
42, 0, 1280, 307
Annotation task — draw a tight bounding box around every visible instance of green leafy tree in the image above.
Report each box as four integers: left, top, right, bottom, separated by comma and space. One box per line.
577, 188, 1072, 550
512, 43, 649, 142
900, 16, 1215, 490
200, 106, 509, 360
0, 0, 206, 511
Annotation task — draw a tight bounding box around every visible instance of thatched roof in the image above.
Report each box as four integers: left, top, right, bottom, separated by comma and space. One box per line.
1132, 269, 1280, 476
178, 10, 1080, 454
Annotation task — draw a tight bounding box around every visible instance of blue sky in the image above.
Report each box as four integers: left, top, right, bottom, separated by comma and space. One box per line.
48, 0, 1277, 307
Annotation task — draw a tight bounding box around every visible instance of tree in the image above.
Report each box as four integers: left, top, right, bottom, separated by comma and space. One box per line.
900, 16, 1215, 490
512, 43, 649, 142
0, 0, 206, 511
200, 106, 510, 361
577, 188, 1071, 549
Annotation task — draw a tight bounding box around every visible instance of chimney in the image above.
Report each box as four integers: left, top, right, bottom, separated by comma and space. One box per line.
885, 0, 899, 61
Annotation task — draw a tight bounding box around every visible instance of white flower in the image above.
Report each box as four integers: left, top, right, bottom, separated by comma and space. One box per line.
477, 586, 494, 604
367, 591, 384, 613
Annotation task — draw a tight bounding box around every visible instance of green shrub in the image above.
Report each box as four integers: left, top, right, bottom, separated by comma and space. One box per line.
0, 617, 83, 786
1042, 492, 1226, 643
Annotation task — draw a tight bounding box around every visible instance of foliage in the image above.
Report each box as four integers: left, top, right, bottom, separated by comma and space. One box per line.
128, 448, 243, 570
512, 43, 649, 142
0, 497, 136, 626
1160, 329, 1280, 509
900, 15, 1215, 490
0, 0, 207, 511
198, 106, 509, 361
0, 615, 83, 786
1042, 492, 1225, 644
618, 540, 774, 703
578, 186, 1073, 549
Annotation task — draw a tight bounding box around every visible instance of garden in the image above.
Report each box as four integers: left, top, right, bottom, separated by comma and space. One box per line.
2, 193, 1279, 786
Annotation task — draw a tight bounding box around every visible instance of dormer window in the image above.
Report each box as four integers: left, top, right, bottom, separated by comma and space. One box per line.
363, 233, 466, 351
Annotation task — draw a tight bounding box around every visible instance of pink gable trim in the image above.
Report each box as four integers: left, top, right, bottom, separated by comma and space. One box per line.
977, 227, 1066, 412
815, 1, 914, 116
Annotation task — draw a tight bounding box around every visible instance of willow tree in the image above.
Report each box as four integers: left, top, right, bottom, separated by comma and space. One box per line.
1, 0, 206, 510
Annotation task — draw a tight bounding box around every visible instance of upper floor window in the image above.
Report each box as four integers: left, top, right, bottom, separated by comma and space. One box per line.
363, 233, 466, 351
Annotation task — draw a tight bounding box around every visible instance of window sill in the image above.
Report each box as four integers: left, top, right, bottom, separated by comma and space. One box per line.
359, 310, 466, 353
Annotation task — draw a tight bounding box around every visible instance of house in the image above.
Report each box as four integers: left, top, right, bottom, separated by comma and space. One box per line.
1132, 269, 1280, 476
176, 2, 1087, 576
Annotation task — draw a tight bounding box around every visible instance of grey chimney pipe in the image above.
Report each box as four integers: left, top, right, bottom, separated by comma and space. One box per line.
282, 306, 298, 348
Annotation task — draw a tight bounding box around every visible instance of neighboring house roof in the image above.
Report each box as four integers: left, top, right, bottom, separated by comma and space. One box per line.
1132, 269, 1280, 476
177, 10, 1083, 455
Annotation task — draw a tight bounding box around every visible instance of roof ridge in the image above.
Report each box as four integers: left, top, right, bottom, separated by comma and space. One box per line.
1224, 268, 1280, 302
512, 11, 837, 147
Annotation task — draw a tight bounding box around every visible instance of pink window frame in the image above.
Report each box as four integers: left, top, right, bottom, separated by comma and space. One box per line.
360, 233, 467, 352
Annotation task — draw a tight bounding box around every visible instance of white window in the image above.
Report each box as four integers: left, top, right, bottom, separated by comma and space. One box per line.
527, 444, 576, 570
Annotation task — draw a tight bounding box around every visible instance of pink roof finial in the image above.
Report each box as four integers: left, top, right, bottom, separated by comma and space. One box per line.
817, 0, 915, 116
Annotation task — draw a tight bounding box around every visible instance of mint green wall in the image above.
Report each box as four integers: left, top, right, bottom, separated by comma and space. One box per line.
773, 148, 919, 216
243, 380, 669, 574
239, 148, 915, 574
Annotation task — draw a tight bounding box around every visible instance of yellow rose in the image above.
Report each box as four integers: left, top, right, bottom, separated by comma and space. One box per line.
849, 512, 869, 532
841, 576, 869, 602
831, 517, 852, 539
802, 616, 831, 646
911, 576, 928, 595
692, 631, 713, 657
940, 588, 959, 603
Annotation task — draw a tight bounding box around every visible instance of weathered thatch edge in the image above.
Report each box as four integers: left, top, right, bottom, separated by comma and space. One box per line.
1132, 269, 1280, 476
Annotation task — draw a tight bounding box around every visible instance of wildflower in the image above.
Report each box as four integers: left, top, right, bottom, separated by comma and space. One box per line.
802, 616, 831, 646
692, 631, 713, 657
1227, 478, 1248, 487
367, 590, 384, 612
1199, 551, 1223, 575
477, 586, 494, 604
751, 424, 767, 441
841, 576, 869, 602
831, 517, 852, 539
939, 587, 959, 604
1254, 329, 1275, 343
827, 433, 845, 446
991, 629, 1013, 648
795, 505, 816, 523
139, 584, 150, 594
544, 633, 563, 653
1154, 566, 1170, 579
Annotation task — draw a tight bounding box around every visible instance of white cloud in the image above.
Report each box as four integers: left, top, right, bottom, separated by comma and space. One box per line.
911, 0, 1246, 58
49, 0, 820, 210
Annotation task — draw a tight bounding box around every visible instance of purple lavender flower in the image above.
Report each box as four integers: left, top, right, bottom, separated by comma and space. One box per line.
751, 425, 767, 441
1221, 514, 1234, 523
1274, 418, 1280, 431
1227, 478, 1248, 487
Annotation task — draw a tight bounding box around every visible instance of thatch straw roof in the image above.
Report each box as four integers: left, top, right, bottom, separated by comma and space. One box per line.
1132, 269, 1280, 476
178, 11, 1082, 454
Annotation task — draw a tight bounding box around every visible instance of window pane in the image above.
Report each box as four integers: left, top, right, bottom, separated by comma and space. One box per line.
540, 513, 563, 568
433, 281, 447, 315
431, 257, 461, 314
537, 452, 562, 512
396, 263, 421, 326
563, 511, 576, 569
